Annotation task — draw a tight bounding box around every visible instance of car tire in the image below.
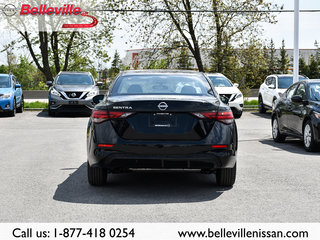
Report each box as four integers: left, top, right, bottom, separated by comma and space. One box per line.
272, 117, 286, 143
9, 99, 16, 117
216, 163, 236, 187
87, 162, 107, 186
233, 111, 242, 119
258, 95, 266, 113
16, 97, 24, 113
303, 120, 317, 152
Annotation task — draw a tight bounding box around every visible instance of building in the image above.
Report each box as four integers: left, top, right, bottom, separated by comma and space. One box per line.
122, 48, 318, 70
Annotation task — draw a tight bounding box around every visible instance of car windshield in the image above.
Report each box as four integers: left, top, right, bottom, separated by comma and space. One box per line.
56, 74, 93, 85
309, 83, 320, 101
278, 76, 306, 89
0, 76, 10, 88
208, 75, 233, 87
112, 74, 213, 96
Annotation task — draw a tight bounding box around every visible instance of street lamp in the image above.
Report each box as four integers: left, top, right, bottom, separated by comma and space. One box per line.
293, 0, 299, 83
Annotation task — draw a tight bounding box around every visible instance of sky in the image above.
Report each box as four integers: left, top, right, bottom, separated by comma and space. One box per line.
0, 0, 320, 67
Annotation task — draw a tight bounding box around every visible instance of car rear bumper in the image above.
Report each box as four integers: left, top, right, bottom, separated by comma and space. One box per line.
88, 145, 236, 170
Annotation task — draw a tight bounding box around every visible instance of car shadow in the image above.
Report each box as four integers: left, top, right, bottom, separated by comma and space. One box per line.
250, 112, 272, 119
36, 110, 90, 118
0, 113, 11, 118
53, 163, 228, 205
260, 138, 320, 154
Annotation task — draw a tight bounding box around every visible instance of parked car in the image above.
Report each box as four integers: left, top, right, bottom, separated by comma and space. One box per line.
46, 71, 102, 116
258, 74, 308, 113
207, 73, 243, 118
87, 70, 238, 187
272, 79, 320, 151
0, 73, 24, 117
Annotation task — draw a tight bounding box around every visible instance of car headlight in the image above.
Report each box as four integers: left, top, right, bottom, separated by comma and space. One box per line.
50, 88, 61, 97
0, 93, 12, 99
87, 90, 98, 98
235, 93, 243, 99
314, 111, 320, 120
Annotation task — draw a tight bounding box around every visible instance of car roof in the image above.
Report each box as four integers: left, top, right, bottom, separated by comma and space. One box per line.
57, 71, 92, 75
120, 69, 205, 76
298, 79, 320, 84
268, 74, 307, 78
206, 73, 226, 77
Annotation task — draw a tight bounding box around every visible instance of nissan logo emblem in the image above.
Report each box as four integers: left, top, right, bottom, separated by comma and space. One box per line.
71, 93, 76, 97
158, 102, 168, 111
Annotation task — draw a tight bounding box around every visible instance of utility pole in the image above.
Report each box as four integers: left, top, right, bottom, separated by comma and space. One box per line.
293, 0, 299, 82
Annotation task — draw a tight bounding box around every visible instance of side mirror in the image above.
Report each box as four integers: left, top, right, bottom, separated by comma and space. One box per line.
93, 95, 104, 104
291, 95, 303, 103
220, 95, 229, 105
233, 83, 239, 88
96, 81, 103, 87
46, 81, 53, 87
268, 84, 275, 89
15, 84, 21, 88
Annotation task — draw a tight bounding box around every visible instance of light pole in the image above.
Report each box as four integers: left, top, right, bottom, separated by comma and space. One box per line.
293, 0, 299, 83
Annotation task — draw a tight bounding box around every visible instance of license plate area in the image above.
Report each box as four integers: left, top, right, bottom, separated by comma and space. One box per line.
149, 113, 177, 128
69, 101, 78, 104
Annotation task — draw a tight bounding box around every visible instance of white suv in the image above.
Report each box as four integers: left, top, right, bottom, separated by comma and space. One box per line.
258, 74, 308, 113
207, 73, 244, 118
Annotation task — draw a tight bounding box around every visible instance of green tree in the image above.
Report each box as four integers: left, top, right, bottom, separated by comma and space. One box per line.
11, 56, 46, 89
307, 55, 320, 79
238, 42, 268, 88
177, 47, 192, 69
299, 57, 309, 77
277, 40, 290, 74
0, 65, 8, 73
109, 50, 122, 77
266, 39, 278, 74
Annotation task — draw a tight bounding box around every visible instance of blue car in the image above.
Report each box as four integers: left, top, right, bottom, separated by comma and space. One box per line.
0, 73, 24, 117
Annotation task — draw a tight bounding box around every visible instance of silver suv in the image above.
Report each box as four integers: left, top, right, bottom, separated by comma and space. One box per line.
47, 71, 102, 116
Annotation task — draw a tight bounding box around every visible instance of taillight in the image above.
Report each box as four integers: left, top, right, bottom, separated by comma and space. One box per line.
216, 111, 234, 124
192, 110, 234, 124
92, 110, 134, 123
212, 145, 228, 149
98, 144, 114, 148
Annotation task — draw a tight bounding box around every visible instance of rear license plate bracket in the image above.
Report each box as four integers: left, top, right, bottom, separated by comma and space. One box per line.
149, 113, 177, 127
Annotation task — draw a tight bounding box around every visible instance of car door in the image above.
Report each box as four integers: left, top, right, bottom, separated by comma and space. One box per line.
263, 77, 274, 107
281, 84, 299, 132
13, 76, 22, 105
289, 83, 307, 136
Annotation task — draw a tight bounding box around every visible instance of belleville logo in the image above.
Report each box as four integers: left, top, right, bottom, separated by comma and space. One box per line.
20, 4, 98, 28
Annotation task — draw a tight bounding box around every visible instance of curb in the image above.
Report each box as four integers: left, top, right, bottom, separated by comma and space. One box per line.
24, 108, 48, 111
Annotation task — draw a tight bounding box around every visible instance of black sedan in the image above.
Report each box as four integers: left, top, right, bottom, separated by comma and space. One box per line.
272, 80, 320, 151
87, 70, 238, 186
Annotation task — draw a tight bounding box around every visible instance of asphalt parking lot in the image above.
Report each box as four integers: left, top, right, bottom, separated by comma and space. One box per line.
0, 111, 319, 222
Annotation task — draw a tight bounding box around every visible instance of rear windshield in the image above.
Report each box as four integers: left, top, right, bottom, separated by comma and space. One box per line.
111, 74, 213, 96
0, 76, 10, 88
56, 74, 93, 85
208, 75, 233, 87
309, 83, 320, 101
278, 76, 307, 89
